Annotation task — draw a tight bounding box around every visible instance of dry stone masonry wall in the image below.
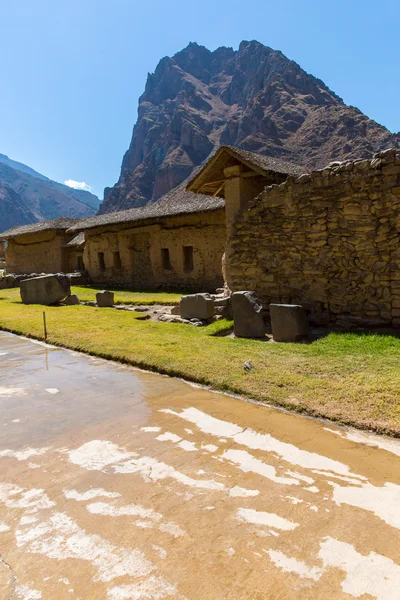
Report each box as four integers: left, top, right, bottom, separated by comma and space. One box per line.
227, 149, 400, 327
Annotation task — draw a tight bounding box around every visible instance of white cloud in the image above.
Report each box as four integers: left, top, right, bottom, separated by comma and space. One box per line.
64, 179, 92, 192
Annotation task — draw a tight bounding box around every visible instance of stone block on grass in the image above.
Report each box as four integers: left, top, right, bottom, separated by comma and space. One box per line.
180, 293, 214, 320
20, 275, 71, 305
96, 290, 114, 307
270, 304, 309, 342
232, 291, 265, 338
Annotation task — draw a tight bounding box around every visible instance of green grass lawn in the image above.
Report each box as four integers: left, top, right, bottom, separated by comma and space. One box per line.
71, 286, 186, 305
1, 287, 400, 435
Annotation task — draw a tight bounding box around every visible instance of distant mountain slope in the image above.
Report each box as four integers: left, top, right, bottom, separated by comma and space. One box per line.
0, 153, 100, 210
0, 183, 37, 233
0, 162, 97, 233
102, 40, 399, 213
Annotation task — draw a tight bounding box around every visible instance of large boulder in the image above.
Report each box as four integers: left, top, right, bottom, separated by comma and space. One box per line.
96, 290, 114, 307
180, 293, 214, 320
231, 291, 266, 338
20, 275, 71, 305
270, 304, 309, 342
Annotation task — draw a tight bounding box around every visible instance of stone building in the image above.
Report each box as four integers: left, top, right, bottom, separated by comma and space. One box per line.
66, 186, 226, 291
0, 218, 82, 274
188, 147, 400, 328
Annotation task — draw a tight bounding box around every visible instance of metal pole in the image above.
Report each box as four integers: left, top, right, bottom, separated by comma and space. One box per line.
43, 311, 47, 341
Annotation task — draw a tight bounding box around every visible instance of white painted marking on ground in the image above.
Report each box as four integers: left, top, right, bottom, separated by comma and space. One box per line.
0, 484, 55, 512
11, 419, 20, 423
311, 470, 362, 484
318, 537, 400, 599
0, 447, 49, 461
267, 549, 323, 581
140, 426, 161, 433
162, 407, 363, 478
16, 510, 155, 583
223, 449, 300, 486
236, 508, 298, 531
45, 388, 59, 395
113, 454, 225, 491
68, 440, 137, 471
64, 488, 121, 501
330, 481, 400, 529
15, 584, 42, 599
107, 575, 176, 600
156, 432, 181, 443
20, 516, 38, 525
228, 486, 259, 498
286, 496, 303, 505
87, 501, 162, 521
286, 470, 314, 484
325, 427, 400, 458
177, 440, 197, 452
158, 522, 185, 538
201, 443, 218, 452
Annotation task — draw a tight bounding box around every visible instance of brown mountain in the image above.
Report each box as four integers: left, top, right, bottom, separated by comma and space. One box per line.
101, 40, 399, 214
0, 162, 97, 233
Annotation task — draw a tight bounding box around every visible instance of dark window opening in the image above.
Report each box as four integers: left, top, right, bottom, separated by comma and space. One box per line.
113, 251, 122, 270
98, 252, 105, 272
77, 255, 84, 271
161, 248, 171, 270
183, 245, 194, 272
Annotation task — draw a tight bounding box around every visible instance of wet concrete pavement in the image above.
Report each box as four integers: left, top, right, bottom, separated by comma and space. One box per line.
1, 331, 400, 599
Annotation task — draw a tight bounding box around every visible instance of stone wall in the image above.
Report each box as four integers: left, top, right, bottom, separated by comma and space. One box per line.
83, 210, 226, 291
5, 231, 71, 275
227, 149, 400, 327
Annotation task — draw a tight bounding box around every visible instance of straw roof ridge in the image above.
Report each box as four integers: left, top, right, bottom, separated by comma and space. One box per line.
67, 186, 224, 232
222, 146, 304, 176
1, 217, 81, 240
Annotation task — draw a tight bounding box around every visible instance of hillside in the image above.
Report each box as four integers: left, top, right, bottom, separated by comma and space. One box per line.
0, 183, 37, 233
0, 153, 100, 211
0, 161, 99, 233
101, 40, 399, 213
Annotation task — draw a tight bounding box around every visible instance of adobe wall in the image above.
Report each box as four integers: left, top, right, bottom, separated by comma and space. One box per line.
5, 231, 70, 275
83, 210, 226, 291
227, 149, 400, 327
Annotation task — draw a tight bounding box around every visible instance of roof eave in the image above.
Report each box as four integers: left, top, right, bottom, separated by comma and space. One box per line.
186, 146, 275, 194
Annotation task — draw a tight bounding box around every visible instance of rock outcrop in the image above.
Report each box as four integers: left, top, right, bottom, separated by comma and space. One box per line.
102, 40, 399, 213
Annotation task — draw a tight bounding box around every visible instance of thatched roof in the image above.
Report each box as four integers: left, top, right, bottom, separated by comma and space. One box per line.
65, 232, 85, 247
67, 186, 224, 233
0, 217, 80, 240
186, 145, 303, 196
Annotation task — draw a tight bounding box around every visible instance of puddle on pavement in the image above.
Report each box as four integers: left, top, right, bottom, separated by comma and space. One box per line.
0, 331, 400, 599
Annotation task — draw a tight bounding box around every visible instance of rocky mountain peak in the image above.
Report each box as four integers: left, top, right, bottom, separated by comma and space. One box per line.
101, 40, 398, 214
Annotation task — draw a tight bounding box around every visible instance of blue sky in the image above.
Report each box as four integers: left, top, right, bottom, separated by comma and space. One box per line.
1, 0, 399, 198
